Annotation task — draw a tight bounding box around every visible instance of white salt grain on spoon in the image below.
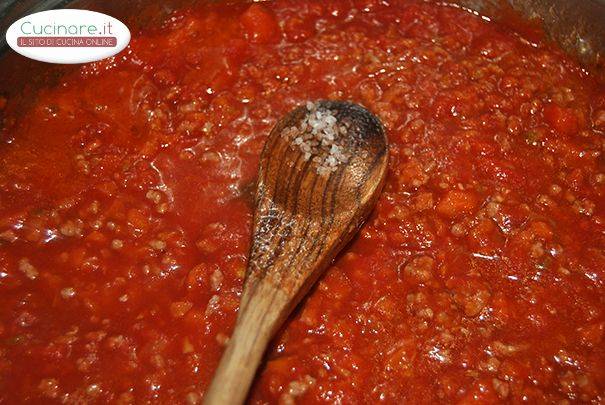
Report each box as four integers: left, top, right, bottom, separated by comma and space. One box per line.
281, 101, 351, 175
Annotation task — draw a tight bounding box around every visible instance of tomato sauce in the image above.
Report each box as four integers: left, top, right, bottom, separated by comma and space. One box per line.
0, 0, 604, 403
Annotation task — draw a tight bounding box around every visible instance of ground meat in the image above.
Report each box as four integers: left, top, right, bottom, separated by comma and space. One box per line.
0, 0, 604, 403
401, 256, 435, 283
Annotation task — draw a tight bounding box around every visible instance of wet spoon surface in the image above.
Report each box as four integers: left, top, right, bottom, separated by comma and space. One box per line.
204, 100, 388, 405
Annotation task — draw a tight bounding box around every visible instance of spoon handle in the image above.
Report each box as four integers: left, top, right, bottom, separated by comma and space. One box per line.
203, 180, 356, 404
203, 275, 290, 404
203, 204, 365, 405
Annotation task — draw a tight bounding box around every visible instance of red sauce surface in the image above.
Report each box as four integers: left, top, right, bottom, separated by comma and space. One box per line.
1, 1, 605, 403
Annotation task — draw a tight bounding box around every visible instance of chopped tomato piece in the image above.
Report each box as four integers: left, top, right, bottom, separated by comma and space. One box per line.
543, 103, 579, 135
436, 190, 479, 218
240, 4, 280, 44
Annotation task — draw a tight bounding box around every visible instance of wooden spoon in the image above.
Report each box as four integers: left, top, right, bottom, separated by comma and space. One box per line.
203, 100, 388, 404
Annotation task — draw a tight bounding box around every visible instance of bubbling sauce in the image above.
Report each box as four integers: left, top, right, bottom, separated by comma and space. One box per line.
0, 0, 604, 403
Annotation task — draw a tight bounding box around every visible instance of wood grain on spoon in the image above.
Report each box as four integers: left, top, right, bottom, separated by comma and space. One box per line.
203, 100, 388, 405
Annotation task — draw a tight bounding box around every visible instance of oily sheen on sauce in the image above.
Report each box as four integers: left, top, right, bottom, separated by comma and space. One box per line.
0, 0, 604, 403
